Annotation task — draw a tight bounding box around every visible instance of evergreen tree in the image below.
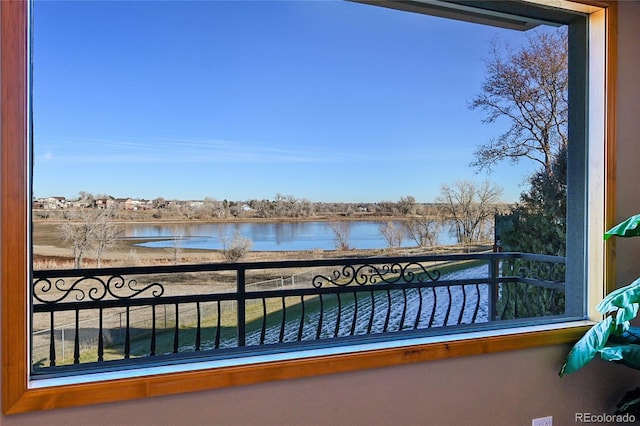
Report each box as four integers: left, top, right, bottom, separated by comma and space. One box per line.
500, 147, 567, 255
496, 149, 567, 319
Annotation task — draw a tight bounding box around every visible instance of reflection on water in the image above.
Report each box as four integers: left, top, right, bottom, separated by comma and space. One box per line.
126, 221, 456, 251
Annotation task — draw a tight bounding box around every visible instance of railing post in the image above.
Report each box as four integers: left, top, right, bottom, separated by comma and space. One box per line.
489, 256, 499, 321
238, 267, 246, 347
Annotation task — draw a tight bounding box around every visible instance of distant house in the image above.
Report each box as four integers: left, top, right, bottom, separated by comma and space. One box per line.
41, 196, 66, 210
95, 197, 114, 209
139, 199, 152, 210
128, 199, 147, 210
112, 198, 135, 210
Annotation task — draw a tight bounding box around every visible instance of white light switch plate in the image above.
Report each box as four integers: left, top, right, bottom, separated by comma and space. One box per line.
532, 416, 552, 426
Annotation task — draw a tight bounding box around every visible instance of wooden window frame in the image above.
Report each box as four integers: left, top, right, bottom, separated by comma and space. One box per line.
1, 0, 616, 414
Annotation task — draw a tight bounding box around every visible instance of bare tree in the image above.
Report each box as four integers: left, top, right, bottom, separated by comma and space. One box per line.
152, 197, 166, 209
221, 231, 252, 262
437, 180, 503, 244
92, 208, 122, 267
470, 29, 567, 175
170, 226, 184, 264
379, 221, 404, 249
202, 197, 220, 219
59, 213, 95, 269
273, 193, 287, 217
328, 221, 351, 251
299, 198, 315, 217
77, 190, 95, 208
403, 215, 442, 248
59, 208, 122, 268
398, 196, 417, 216
376, 201, 398, 216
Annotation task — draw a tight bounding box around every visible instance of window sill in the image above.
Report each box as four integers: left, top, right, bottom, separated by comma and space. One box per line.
10, 321, 592, 414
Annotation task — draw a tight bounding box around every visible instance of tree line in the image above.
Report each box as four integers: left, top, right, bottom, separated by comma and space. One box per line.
36, 192, 487, 221
56, 179, 506, 268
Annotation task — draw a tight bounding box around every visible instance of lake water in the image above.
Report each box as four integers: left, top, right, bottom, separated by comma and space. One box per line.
126, 221, 456, 251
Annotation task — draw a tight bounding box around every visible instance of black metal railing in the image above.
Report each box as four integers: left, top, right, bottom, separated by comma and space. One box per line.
31, 252, 565, 374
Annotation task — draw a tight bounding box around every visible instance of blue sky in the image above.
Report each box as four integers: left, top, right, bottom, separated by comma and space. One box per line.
33, 0, 552, 203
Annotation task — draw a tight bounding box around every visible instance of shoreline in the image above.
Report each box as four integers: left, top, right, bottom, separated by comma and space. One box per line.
32, 214, 413, 226
33, 241, 493, 270
32, 217, 492, 269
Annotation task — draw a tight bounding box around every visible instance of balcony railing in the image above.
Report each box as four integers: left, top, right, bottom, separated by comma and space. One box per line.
31, 252, 565, 375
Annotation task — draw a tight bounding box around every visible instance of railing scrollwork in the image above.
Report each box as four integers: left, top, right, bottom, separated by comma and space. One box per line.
311, 262, 441, 288
33, 275, 165, 304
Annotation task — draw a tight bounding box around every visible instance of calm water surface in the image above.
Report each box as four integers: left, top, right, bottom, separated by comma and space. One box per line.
126, 221, 456, 251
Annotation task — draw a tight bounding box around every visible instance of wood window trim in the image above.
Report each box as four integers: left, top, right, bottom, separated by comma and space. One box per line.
1, 0, 617, 415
